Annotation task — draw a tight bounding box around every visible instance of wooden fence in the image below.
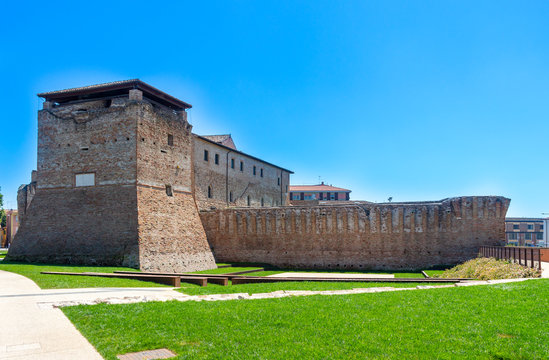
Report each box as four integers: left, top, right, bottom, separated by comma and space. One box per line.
479, 246, 542, 269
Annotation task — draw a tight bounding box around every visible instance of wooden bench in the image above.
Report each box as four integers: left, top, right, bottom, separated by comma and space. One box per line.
115, 271, 231, 284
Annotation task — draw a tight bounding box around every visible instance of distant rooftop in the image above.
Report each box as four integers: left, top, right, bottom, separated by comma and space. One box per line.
201, 134, 237, 150
37, 79, 192, 111
506, 217, 549, 221
290, 183, 351, 192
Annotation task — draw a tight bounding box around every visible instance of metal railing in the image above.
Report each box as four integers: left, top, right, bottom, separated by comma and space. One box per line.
479, 246, 541, 269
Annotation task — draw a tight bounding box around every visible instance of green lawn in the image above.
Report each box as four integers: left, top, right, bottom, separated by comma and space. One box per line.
178, 281, 444, 295
0, 262, 167, 289
191, 267, 263, 275
63, 279, 549, 359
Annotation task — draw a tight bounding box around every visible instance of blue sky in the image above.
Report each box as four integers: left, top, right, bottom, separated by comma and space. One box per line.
1, 1, 548, 216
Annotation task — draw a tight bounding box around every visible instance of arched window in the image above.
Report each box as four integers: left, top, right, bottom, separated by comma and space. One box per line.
247, 195, 251, 206
207, 186, 212, 198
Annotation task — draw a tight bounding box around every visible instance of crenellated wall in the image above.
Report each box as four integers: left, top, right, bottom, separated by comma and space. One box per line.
200, 196, 510, 270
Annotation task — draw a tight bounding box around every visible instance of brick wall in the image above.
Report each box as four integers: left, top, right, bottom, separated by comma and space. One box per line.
9, 95, 216, 272
200, 196, 510, 270
135, 102, 216, 272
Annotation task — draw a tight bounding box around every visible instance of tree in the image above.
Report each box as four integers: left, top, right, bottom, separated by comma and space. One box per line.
0, 187, 6, 228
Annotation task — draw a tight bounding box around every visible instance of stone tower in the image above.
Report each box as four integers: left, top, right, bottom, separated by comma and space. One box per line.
8, 80, 217, 272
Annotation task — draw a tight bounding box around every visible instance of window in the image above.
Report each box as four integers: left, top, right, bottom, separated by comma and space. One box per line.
247, 195, 251, 206
75, 173, 95, 187
204, 150, 209, 161
525, 233, 532, 240
229, 191, 233, 202
215, 153, 219, 165
240, 161, 243, 171
231, 158, 235, 169
167, 134, 173, 146
165, 185, 173, 197
261, 198, 264, 207
253, 166, 256, 176
508, 233, 517, 240
260, 168, 263, 177
277, 177, 280, 186
541, 225, 544, 230
513, 224, 519, 230
527, 224, 533, 230
537, 233, 543, 240
293, 193, 300, 200
208, 186, 212, 198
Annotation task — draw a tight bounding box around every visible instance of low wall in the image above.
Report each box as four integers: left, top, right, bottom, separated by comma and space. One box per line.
200, 196, 510, 270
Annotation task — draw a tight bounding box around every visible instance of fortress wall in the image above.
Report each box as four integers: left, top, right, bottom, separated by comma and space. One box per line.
135, 103, 216, 272
200, 196, 510, 270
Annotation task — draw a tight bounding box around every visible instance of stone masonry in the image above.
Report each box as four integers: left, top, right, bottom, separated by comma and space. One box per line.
8, 80, 216, 272
200, 196, 510, 270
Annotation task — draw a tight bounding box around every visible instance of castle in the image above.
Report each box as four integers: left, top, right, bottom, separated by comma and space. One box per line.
8, 80, 510, 271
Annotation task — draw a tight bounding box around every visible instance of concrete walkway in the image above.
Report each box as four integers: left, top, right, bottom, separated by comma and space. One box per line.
0, 270, 105, 359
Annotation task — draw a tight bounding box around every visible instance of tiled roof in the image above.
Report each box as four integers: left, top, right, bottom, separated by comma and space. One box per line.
37, 79, 192, 110
290, 184, 351, 192
37, 79, 140, 96
202, 134, 236, 150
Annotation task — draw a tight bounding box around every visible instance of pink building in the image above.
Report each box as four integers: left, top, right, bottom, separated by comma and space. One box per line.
289, 183, 351, 203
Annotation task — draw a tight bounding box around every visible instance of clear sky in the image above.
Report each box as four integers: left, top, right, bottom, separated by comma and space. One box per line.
1, 1, 548, 216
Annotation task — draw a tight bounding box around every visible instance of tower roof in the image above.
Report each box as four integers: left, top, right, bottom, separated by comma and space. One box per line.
37, 79, 192, 110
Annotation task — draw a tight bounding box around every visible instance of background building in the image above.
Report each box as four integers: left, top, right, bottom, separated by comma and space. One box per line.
289, 183, 351, 205
505, 217, 548, 247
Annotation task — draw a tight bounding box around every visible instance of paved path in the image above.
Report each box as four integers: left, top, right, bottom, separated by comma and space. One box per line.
541, 261, 549, 278
0, 270, 105, 359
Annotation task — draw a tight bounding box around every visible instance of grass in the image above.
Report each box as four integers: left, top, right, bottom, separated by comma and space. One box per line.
191, 267, 263, 275
0, 262, 167, 289
183, 266, 430, 295
178, 280, 437, 295
63, 279, 549, 359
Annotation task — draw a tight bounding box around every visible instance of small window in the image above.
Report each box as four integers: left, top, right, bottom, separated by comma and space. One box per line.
215, 153, 219, 165
230, 191, 233, 202
513, 224, 519, 230
537, 233, 543, 240
277, 177, 280, 186
240, 161, 243, 172
253, 166, 256, 176
541, 225, 544, 230
75, 173, 95, 187
168, 134, 173, 146
261, 198, 264, 207
260, 168, 263, 177
204, 150, 209, 161
527, 224, 533, 230
247, 195, 251, 206
508, 233, 517, 240
208, 186, 212, 198
231, 158, 235, 169
525, 233, 532, 240
165, 185, 173, 197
